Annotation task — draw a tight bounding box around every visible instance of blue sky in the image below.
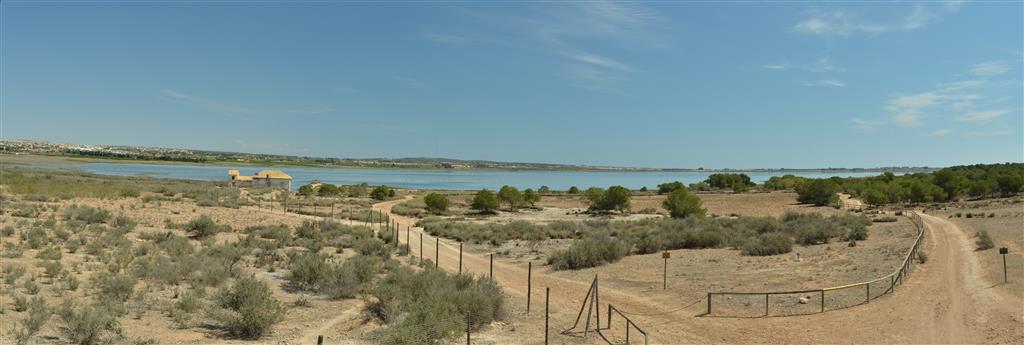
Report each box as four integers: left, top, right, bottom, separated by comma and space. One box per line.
2, 1, 1021, 169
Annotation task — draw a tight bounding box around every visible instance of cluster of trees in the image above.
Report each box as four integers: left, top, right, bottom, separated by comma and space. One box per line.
469, 186, 543, 213
793, 163, 1023, 206
706, 173, 755, 192
584, 186, 631, 213
423, 193, 449, 214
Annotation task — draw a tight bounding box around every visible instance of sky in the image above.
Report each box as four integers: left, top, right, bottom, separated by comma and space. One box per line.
2, 1, 1022, 169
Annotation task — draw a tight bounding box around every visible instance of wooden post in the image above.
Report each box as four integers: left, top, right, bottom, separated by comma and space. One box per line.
626, 320, 630, 344
406, 226, 410, 248
527, 262, 532, 314
764, 293, 769, 317
317, 335, 323, 345
545, 287, 550, 345
435, 238, 439, 268
820, 289, 825, 312
707, 293, 712, 315
419, 232, 424, 265
466, 315, 471, 345
663, 255, 668, 290
459, 243, 464, 274
866, 283, 871, 303
489, 254, 494, 280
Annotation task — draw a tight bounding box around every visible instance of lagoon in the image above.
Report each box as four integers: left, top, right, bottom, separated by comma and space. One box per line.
67, 162, 883, 191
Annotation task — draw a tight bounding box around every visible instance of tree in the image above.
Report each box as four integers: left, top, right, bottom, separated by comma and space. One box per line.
862, 187, 889, 205
497, 185, 523, 211
795, 179, 838, 206
706, 173, 754, 192
567, 186, 580, 194
538, 186, 551, 194
470, 189, 500, 214
523, 188, 540, 206
423, 193, 449, 214
297, 184, 316, 196
602, 186, 631, 213
317, 183, 340, 197
583, 187, 605, 211
370, 186, 391, 200
657, 181, 685, 194
995, 173, 1023, 196
662, 187, 705, 219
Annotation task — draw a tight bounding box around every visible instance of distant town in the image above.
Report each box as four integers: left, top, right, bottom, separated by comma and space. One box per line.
0, 139, 934, 173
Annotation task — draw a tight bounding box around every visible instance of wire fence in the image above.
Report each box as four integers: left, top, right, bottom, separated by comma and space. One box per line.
705, 212, 926, 317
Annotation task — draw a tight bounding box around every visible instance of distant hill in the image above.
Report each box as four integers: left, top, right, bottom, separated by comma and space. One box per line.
0, 139, 933, 173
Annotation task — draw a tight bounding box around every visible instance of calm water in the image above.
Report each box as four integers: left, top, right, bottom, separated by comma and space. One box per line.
69, 162, 882, 191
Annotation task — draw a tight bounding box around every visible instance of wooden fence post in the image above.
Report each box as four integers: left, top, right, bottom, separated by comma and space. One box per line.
435, 238, 439, 268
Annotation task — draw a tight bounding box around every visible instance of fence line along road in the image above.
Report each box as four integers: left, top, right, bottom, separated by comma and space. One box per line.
706, 211, 926, 317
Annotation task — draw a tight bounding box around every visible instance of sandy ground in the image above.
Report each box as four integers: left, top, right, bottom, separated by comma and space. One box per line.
3, 190, 1020, 344
535, 191, 844, 218
376, 197, 1023, 344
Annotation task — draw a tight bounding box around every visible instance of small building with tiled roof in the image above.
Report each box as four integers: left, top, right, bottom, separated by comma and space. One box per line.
228, 169, 292, 189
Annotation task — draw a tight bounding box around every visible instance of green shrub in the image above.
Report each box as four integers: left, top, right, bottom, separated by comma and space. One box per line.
842, 226, 869, 241
370, 186, 391, 201
57, 300, 123, 345
285, 252, 332, 291
741, 233, 793, 256
976, 231, 994, 250
548, 233, 629, 270
368, 267, 504, 345
424, 193, 449, 214
13, 296, 51, 345
662, 187, 706, 219
210, 277, 283, 339
795, 179, 839, 206
61, 205, 111, 224
92, 271, 136, 303
917, 251, 928, 264
187, 215, 227, 238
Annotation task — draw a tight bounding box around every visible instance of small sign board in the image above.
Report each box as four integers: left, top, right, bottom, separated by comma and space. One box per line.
1000, 247, 1009, 254
662, 251, 671, 259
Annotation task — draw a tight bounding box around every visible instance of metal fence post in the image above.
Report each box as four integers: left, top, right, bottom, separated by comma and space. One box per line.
545, 287, 550, 345
527, 262, 532, 314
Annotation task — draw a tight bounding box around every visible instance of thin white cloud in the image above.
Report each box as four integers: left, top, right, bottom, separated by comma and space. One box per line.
969, 61, 1009, 76
850, 118, 881, 130
159, 89, 256, 116
287, 107, 335, 115
762, 57, 845, 73
393, 76, 426, 89
421, 32, 476, 45
803, 79, 847, 87
956, 109, 1013, 123
964, 128, 1010, 138
793, 3, 962, 37
886, 92, 947, 127
925, 129, 953, 137
562, 51, 633, 71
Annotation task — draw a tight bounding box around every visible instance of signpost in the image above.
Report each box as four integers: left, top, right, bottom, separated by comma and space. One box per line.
1000, 247, 1009, 283
662, 251, 670, 290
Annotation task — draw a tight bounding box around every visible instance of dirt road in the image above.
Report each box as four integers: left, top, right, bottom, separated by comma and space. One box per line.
372, 198, 1023, 344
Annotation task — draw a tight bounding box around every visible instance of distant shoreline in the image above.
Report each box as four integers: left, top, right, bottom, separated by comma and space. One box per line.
0, 153, 933, 175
